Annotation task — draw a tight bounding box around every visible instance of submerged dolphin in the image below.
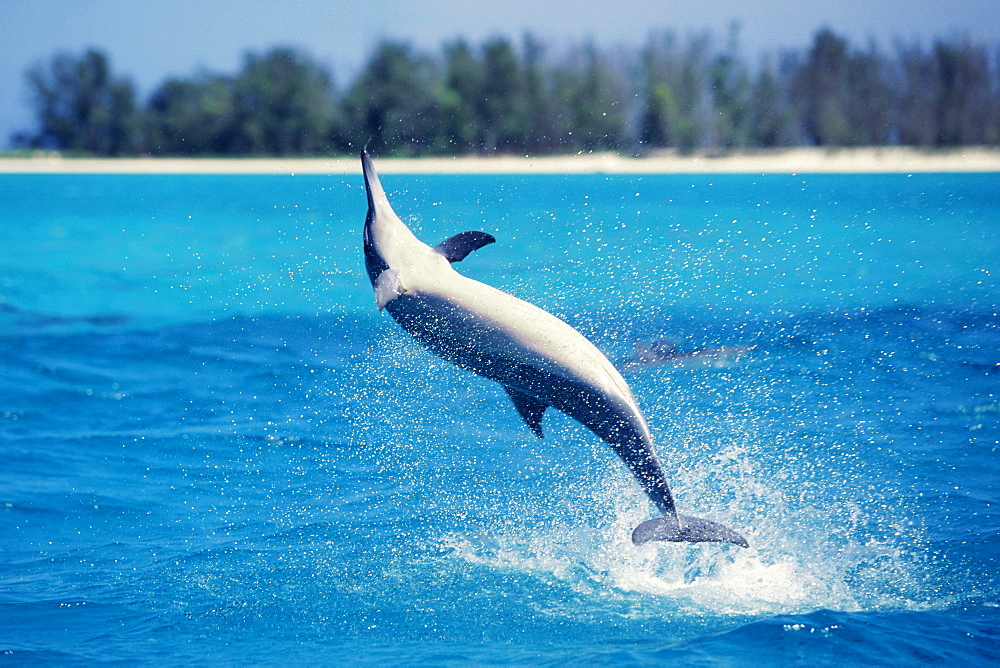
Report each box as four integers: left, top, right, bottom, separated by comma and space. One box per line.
361, 151, 748, 548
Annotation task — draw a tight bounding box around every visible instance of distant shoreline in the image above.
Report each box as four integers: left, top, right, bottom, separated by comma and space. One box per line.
1, 147, 999, 174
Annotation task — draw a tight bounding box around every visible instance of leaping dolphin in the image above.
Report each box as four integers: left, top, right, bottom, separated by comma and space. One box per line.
361, 151, 748, 549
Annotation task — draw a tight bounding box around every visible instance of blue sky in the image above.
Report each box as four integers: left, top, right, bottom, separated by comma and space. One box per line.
2, 0, 998, 148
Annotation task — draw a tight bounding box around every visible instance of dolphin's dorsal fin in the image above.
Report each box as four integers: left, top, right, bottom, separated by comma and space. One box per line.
503, 386, 547, 438
433, 231, 496, 263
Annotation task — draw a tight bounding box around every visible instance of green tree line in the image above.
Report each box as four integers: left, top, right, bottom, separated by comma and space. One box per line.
13, 28, 1000, 156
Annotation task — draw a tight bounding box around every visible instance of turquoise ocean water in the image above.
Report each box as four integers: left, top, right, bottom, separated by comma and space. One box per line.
1, 169, 998, 664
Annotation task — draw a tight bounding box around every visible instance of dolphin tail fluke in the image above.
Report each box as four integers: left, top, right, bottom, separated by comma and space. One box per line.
631, 514, 749, 548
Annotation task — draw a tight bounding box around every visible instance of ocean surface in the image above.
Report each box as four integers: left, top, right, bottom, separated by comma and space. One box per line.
1, 168, 998, 665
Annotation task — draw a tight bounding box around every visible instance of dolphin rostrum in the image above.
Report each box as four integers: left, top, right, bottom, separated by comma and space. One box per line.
361, 151, 748, 549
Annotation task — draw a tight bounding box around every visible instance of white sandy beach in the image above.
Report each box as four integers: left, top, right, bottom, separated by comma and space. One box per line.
1, 147, 999, 174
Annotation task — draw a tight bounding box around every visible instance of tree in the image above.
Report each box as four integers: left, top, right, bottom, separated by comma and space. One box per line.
343, 41, 437, 155
145, 75, 236, 154
894, 41, 939, 146
23, 48, 139, 155
747, 56, 798, 147
792, 29, 853, 145
17, 30, 1000, 156
709, 24, 753, 149
639, 32, 708, 152
519, 34, 562, 153
933, 39, 994, 145
555, 42, 630, 151
229, 48, 339, 155
790, 29, 893, 146
432, 35, 561, 154
845, 44, 893, 145
478, 36, 529, 152
434, 39, 483, 152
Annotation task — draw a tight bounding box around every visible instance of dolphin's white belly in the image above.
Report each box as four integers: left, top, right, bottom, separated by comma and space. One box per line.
386, 268, 649, 438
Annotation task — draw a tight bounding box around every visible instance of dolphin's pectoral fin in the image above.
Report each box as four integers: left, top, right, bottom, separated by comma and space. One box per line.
632, 514, 749, 548
433, 231, 497, 263
503, 386, 547, 438
374, 268, 408, 310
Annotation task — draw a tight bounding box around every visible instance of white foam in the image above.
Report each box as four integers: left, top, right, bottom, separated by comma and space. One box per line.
436, 467, 935, 620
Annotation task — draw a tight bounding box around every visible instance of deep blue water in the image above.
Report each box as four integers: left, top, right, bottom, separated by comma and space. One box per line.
1, 170, 998, 665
